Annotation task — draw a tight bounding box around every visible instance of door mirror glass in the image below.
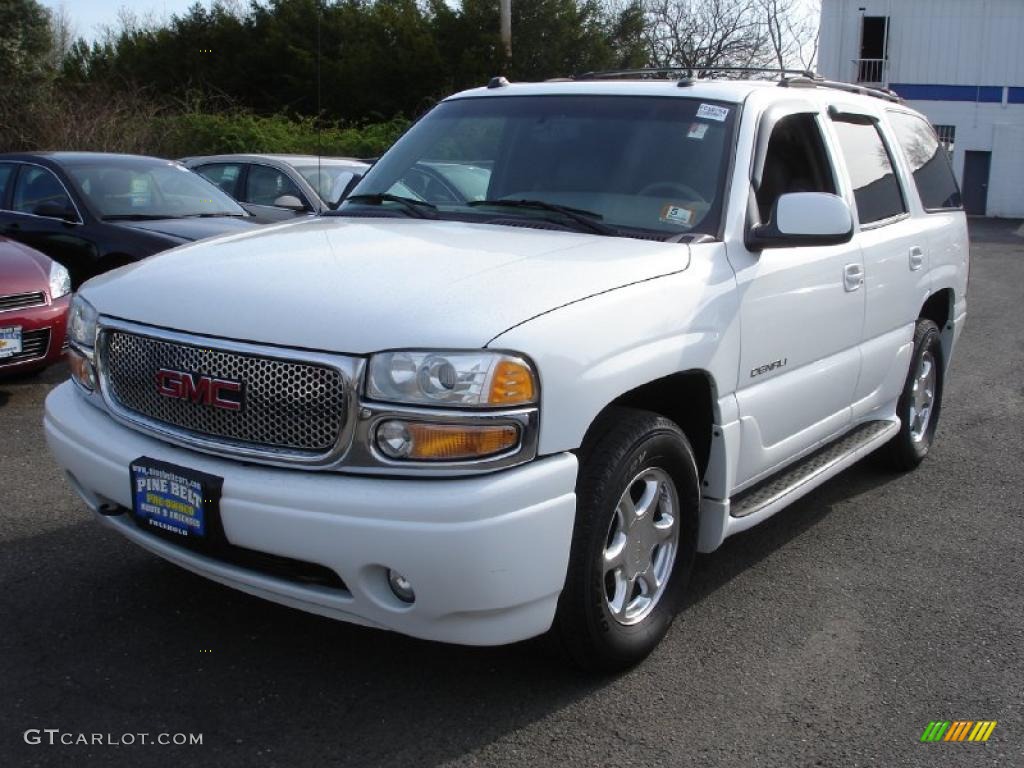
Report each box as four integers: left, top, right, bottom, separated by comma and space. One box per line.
272, 194, 306, 211
747, 192, 853, 249
33, 200, 77, 221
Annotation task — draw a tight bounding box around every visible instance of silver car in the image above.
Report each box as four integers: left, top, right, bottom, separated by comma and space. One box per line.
180, 154, 370, 222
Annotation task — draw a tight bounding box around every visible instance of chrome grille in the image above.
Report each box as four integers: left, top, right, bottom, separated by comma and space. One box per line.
100, 330, 346, 455
0, 291, 46, 312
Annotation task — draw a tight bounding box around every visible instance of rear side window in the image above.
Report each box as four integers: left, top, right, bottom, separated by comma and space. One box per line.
887, 112, 962, 211
831, 118, 907, 225
0, 163, 14, 208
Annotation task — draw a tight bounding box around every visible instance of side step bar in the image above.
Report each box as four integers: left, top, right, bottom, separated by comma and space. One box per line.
729, 420, 898, 521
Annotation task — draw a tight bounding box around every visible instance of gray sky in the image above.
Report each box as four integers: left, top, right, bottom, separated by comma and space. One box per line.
42, 0, 202, 41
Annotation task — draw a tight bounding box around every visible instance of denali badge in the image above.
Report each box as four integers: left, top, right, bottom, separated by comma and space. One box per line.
750, 358, 787, 378
155, 368, 244, 411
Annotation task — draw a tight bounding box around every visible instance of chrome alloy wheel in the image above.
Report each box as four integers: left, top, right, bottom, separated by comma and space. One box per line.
909, 350, 937, 443
603, 467, 681, 626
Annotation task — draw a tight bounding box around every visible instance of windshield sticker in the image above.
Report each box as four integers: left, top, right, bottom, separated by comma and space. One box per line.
687, 122, 709, 140
659, 204, 693, 226
696, 103, 729, 122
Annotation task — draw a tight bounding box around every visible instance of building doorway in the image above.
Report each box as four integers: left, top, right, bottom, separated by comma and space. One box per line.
962, 151, 991, 215
858, 16, 889, 83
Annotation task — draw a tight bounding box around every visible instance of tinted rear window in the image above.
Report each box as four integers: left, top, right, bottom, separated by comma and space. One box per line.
887, 111, 962, 211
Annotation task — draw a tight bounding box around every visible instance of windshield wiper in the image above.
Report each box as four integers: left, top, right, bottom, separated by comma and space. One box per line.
466, 199, 620, 236
341, 193, 438, 218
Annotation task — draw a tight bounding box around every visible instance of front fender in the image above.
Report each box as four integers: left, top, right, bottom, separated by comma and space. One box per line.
488, 243, 740, 456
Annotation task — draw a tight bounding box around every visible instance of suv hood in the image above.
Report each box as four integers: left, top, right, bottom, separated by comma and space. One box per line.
81, 218, 690, 353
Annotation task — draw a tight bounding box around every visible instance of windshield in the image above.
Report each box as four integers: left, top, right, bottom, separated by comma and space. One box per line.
341, 95, 737, 238
295, 165, 361, 206
66, 161, 246, 219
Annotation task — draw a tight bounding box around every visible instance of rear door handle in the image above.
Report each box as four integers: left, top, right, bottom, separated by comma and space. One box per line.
843, 263, 864, 292
909, 246, 924, 271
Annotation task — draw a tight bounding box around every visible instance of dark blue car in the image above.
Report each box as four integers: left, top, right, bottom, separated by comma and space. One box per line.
0, 152, 262, 287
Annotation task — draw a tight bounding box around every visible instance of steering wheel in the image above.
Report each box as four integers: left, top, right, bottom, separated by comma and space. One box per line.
638, 181, 707, 204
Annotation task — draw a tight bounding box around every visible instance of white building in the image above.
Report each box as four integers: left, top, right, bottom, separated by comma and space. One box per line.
818, 0, 1024, 217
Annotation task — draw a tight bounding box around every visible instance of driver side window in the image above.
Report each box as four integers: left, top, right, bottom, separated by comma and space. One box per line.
756, 114, 837, 223
13, 166, 74, 217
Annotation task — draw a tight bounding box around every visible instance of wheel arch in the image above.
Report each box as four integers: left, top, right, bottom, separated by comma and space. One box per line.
580, 370, 719, 479
919, 287, 955, 368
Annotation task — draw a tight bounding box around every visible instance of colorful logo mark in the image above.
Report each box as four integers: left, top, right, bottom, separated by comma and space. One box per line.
920, 721, 997, 743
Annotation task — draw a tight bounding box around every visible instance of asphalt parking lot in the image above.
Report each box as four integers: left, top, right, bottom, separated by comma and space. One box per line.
1, 219, 1021, 768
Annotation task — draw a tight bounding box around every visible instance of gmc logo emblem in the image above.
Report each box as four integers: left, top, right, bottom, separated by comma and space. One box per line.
155, 368, 244, 411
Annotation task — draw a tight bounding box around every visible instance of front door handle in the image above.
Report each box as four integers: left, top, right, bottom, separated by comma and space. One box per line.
843, 263, 864, 292
909, 246, 924, 271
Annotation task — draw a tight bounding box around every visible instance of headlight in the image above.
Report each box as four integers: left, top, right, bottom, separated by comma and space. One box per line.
68, 295, 99, 349
367, 351, 537, 407
48, 261, 71, 300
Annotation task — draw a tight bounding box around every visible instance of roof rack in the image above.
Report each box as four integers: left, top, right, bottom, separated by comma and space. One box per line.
780, 76, 902, 103
571, 66, 902, 104
576, 66, 818, 81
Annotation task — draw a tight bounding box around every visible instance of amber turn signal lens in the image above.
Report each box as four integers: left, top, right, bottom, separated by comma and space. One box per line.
68, 350, 96, 391
376, 420, 520, 461
487, 359, 536, 406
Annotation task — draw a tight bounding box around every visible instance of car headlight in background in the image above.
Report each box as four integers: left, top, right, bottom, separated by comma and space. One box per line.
367, 350, 537, 407
67, 295, 99, 391
48, 261, 71, 300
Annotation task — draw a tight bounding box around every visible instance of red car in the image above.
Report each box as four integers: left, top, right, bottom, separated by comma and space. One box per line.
0, 236, 71, 376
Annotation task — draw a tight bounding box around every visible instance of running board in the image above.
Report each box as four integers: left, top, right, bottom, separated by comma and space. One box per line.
729, 420, 898, 521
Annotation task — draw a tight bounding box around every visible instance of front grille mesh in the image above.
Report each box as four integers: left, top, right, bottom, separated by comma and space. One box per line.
0, 291, 46, 311
101, 330, 346, 454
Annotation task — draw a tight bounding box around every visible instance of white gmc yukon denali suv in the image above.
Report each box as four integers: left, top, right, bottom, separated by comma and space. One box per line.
45, 75, 969, 670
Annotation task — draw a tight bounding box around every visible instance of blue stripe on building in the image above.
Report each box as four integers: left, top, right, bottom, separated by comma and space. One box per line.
1009, 87, 1024, 104
890, 84, 1004, 102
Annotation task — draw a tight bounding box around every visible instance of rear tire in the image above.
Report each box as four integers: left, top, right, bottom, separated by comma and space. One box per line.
881, 318, 944, 471
553, 407, 700, 672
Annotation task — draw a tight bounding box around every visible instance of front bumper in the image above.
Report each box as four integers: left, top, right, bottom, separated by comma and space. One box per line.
0, 294, 69, 375
44, 382, 578, 645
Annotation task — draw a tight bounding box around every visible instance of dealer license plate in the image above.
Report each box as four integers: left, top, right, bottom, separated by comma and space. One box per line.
129, 457, 223, 541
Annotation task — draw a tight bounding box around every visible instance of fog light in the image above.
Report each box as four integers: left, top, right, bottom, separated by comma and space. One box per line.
69, 350, 96, 391
375, 420, 520, 461
387, 569, 415, 603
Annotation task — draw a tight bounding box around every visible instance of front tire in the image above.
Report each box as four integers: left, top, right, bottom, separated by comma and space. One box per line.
881, 318, 944, 470
553, 407, 700, 672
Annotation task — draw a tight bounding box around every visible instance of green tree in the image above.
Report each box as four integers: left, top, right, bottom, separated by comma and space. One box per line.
0, 0, 54, 86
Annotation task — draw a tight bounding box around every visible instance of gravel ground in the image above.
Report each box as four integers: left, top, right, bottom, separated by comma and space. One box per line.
1, 219, 1021, 767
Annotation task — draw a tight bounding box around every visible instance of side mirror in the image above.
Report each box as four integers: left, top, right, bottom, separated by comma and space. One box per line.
746, 193, 854, 250
33, 200, 77, 222
273, 195, 307, 212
